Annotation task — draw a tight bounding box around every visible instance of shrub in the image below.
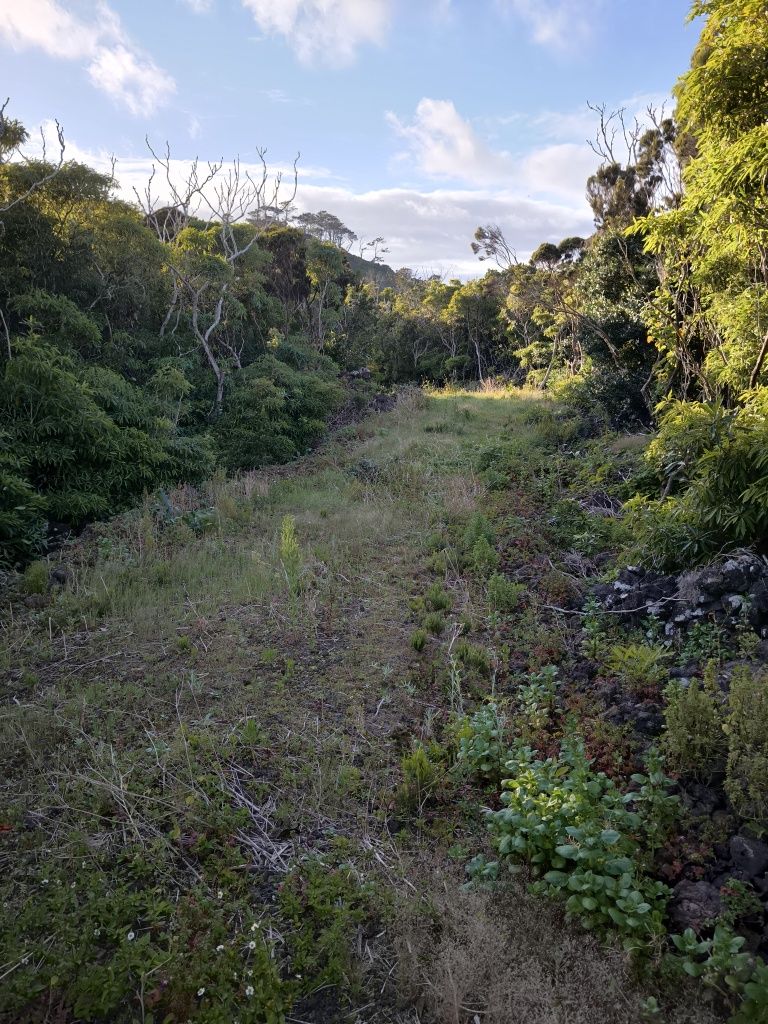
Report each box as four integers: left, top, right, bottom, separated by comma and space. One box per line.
398, 744, 440, 810
22, 559, 49, 595
487, 573, 524, 612
411, 628, 428, 652
485, 738, 672, 945
606, 642, 669, 692
423, 612, 446, 636
455, 702, 509, 783
425, 582, 452, 612
462, 512, 495, 552
454, 641, 491, 676
515, 665, 560, 735
663, 663, 725, 779
470, 536, 500, 576
725, 666, 768, 821
627, 392, 768, 566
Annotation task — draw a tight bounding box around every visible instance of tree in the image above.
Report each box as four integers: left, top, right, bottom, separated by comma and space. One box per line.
633, 0, 768, 396
471, 224, 517, 269
294, 209, 357, 249
137, 142, 297, 414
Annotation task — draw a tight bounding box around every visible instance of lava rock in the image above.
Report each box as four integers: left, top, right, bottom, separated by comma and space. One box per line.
670, 880, 721, 933
698, 554, 765, 598
731, 835, 768, 878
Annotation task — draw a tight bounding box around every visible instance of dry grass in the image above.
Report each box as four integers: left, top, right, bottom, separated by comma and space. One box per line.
394, 877, 720, 1024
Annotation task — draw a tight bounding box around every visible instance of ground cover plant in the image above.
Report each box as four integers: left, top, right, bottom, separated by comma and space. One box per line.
2, 385, 757, 1024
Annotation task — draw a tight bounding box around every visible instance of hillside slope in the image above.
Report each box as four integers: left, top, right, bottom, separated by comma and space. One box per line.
0, 388, 721, 1023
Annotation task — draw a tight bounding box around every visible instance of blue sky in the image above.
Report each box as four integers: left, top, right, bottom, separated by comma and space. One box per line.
2, 0, 699, 275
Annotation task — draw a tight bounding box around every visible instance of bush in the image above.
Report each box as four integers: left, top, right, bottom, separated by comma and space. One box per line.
627, 391, 768, 567
485, 738, 672, 945
454, 641, 491, 676
663, 663, 725, 780
487, 573, 524, 612
470, 536, 500, 576
425, 582, 452, 612
423, 611, 446, 636
455, 702, 509, 783
725, 666, 768, 821
411, 628, 427, 652
22, 559, 49, 595
606, 643, 669, 692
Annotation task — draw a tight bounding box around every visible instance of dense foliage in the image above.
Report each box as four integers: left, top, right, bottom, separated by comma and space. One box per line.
3, 0, 766, 578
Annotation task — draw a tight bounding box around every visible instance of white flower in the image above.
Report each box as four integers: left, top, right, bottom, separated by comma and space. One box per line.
127, 931, 135, 941
217, 890, 223, 899
248, 940, 256, 950
245, 985, 254, 998
93, 929, 101, 937
245, 968, 253, 977
216, 944, 225, 952
197, 987, 205, 997
250, 922, 259, 931
41, 879, 49, 886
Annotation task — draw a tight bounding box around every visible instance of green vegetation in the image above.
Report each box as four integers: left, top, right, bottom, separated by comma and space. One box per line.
4, 1, 768, 1020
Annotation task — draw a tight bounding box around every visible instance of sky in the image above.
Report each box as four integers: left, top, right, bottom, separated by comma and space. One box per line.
1, 0, 700, 277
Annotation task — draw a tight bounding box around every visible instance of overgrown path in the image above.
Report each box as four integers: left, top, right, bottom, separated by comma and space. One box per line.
1, 388, 712, 1024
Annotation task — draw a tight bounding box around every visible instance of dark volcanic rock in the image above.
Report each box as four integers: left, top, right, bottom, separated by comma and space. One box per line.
594, 552, 768, 635
731, 836, 768, 879
670, 880, 721, 932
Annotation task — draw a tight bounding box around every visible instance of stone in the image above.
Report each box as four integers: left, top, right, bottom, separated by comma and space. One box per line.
731, 835, 768, 878
670, 880, 721, 932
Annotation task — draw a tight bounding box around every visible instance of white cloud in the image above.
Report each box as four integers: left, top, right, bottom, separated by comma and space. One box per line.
240, 0, 391, 65
501, 0, 601, 50
387, 98, 514, 185
386, 96, 598, 205
519, 143, 598, 201
294, 184, 593, 277
88, 44, 175, 117
181, 0, 214, 11
0, 0, 175, 115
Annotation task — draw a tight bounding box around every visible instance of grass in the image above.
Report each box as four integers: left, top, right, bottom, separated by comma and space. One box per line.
0, 386, 721, 1023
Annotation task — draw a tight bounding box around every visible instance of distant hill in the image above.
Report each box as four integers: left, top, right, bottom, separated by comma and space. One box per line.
346, 252, 397, 288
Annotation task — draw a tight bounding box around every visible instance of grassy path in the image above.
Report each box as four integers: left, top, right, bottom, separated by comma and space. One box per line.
0, 388, 712, 1023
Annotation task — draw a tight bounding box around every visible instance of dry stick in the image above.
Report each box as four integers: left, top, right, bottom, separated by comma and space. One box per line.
542, 595, 685, 616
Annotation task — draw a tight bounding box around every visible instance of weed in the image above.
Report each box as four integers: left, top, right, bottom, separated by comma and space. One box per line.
399, 744, 440, 810
411, 628, 428, 652
470, 536, 500, 576
719, 879, 763, 930
279, 858, 378, 1000
423, 611, 446, 636
663, 663, 725, 780
485, 737, 673, 947
279, 513, 302, 594
22, 559, 48, 595
725, 665, 768, 821
455, 702, 509, 782
487, 573, 524, 613
581, 596, 609, 659
679, 621, 731, 666
425, 582, 452, 612
606, 642, 669, 692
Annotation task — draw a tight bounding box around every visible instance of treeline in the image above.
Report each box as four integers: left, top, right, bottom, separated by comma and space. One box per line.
0, 131, 395, 567
2, 0, 765, 573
